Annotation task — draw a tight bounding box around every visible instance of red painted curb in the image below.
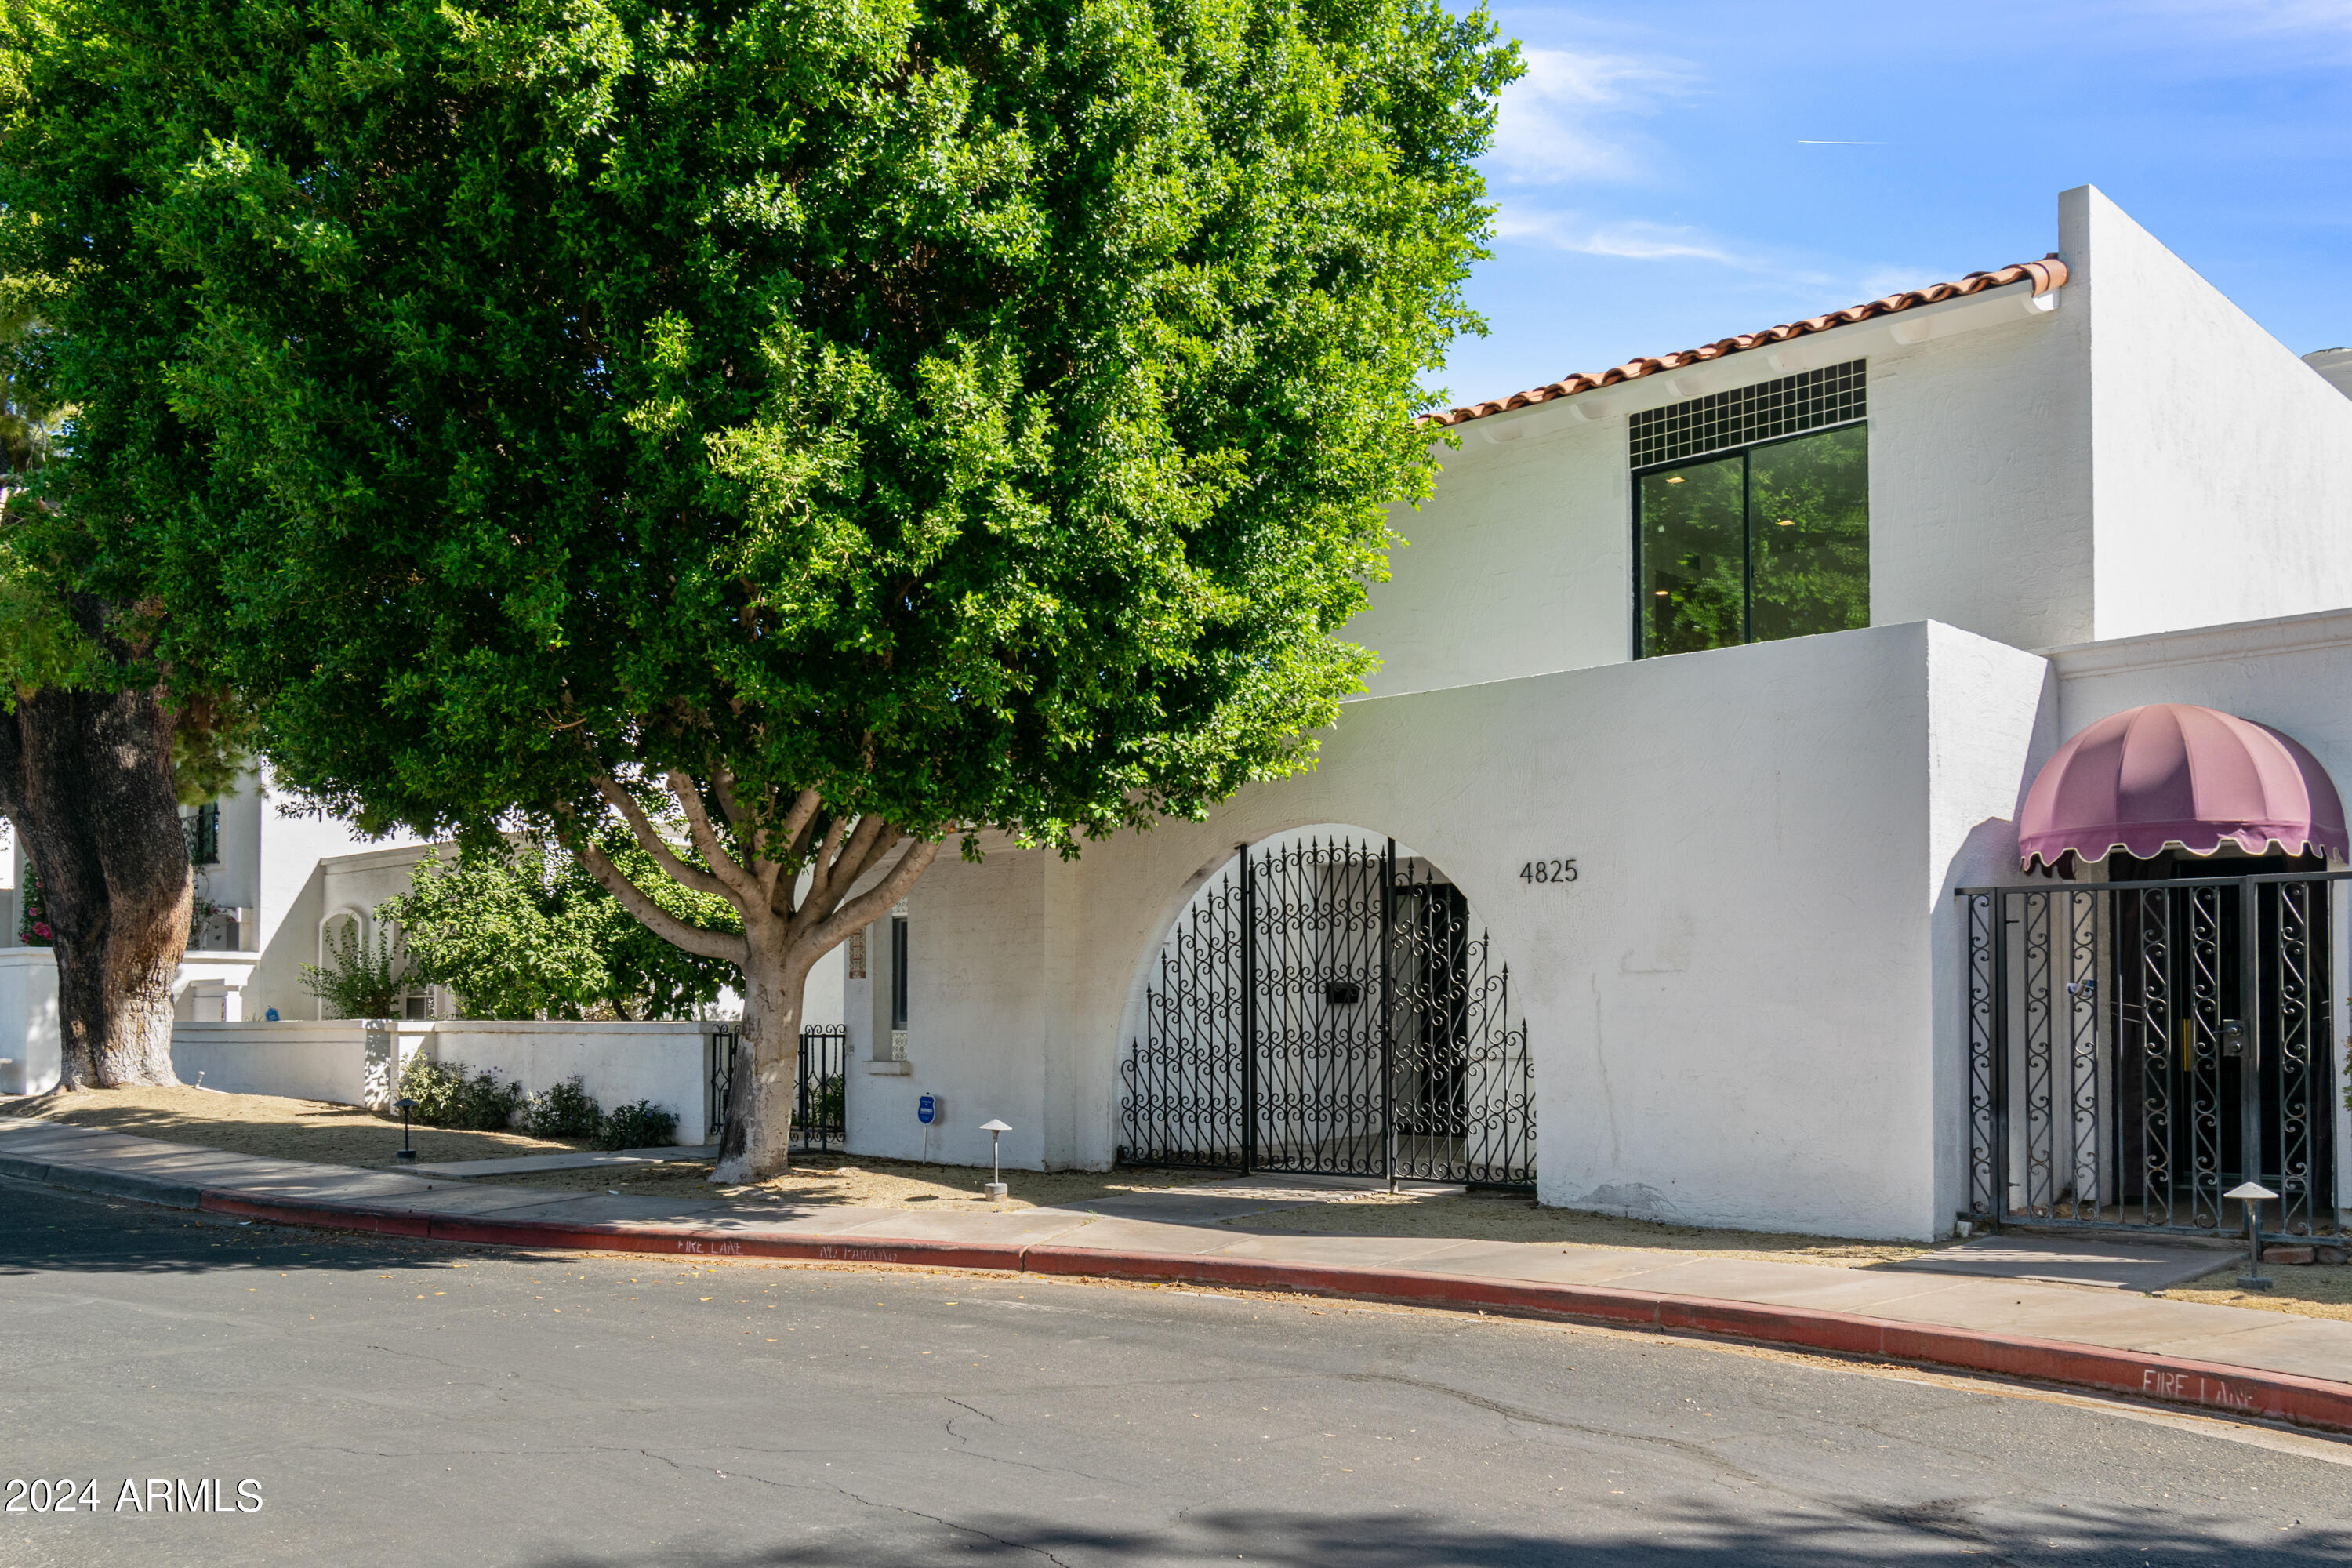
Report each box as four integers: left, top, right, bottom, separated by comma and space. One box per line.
1019, 1245, 2352, 1436
194, 1190, 2352, 1437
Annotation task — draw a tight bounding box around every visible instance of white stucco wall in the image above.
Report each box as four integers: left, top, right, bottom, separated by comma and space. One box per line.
1923, 626, 2061, 1226
419, 1021, 709, 1139
172, 1023, 374, 1104
845, 848, 1051, 1170
172, 1018, 713, 1138
1866, 279, 2090, 651
2077, 190, 2352, 642
866, 620, 2047, 1239
0, 948, 60, 1095
1346, 410, 1633, 699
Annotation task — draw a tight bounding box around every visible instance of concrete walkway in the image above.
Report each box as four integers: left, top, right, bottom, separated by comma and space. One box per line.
5, 1114, 2349, 1436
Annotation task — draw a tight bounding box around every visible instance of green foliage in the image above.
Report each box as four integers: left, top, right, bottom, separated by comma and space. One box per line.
598, 1099, 680, 1152
301, 920, 408, 1020
381, 832, 739, 1020
528, 1076, 603, 1140
2, 0, 1519, 887
396, 1053, 526, 1133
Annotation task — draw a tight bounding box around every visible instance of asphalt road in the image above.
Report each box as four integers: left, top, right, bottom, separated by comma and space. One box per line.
2, 1177, 2349, 1566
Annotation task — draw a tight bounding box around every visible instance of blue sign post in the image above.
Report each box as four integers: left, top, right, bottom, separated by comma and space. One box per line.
916, 1093, 937, 1127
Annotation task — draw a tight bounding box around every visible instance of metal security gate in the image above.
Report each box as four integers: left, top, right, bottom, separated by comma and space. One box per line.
1962, 871, 2345, 1239
706, 1023, 848, 1152
1120, 837, 1534, 1187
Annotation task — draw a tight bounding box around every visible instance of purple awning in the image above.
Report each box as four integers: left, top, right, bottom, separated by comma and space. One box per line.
2019, 704, 2348, 871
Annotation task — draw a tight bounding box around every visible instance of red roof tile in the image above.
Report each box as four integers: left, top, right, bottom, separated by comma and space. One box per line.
1425, 254, 2069, 428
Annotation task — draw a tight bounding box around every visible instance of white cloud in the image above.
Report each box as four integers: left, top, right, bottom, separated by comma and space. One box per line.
2120, 0, 2352, 46
1488, 47, 1696, 185
1494, 206, 1739, 262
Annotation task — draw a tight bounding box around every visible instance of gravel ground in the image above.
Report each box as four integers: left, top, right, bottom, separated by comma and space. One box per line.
0, 1085, 590, 1167
2162, 1265, 2352, 1323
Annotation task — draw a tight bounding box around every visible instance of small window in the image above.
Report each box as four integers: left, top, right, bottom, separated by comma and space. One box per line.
1636, 423, 1868, 657
184, 802, 220, 866
889, 916, 909, 1030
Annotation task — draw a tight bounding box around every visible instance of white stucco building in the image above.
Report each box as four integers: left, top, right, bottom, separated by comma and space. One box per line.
831, 184, 2352, 1243
4, 184, 2348, 1244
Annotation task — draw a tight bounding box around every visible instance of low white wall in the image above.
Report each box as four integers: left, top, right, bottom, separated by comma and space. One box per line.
0, 947, 60, 1096
416, 1022, 710, 1140
169, 1019, 713, 1139
174, 1023, 372, 1103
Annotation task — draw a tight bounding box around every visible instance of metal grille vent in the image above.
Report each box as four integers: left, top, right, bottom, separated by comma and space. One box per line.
1628, 360, 1867, 469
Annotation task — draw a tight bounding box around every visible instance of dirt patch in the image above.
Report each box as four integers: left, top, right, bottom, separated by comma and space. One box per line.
488, 1153, 1229, 1211
1207, 1190, 1956, 1266
2162, 1265, 2352, 1323
1, 1085, 593, 1168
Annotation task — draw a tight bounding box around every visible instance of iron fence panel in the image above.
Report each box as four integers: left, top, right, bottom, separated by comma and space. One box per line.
1962, 873, 2343, 1240
705, 1024, 848, 1152
1122, 836, 1533, 1188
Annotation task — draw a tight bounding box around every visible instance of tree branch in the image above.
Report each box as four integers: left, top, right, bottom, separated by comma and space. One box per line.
808, 837, 939, 955
592, 775, 734, 902
794, 816, 887, 935
710, 768, 756, 837
664, 768, 760, 900
803, 811, 852, 904
775, 787, 823, 863
575, 840, 750, 964
832, 817, 893, 901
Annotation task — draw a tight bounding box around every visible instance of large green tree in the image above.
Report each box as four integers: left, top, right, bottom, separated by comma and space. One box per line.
383, 831, 741, 1022
0, 266, 248, 1087
3, 0, 1514, 1175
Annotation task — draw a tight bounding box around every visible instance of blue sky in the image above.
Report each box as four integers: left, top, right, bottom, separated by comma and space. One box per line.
1442, 0, 2352, 409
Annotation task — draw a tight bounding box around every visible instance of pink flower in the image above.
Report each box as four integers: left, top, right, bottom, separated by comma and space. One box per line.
31, 923, 50, 938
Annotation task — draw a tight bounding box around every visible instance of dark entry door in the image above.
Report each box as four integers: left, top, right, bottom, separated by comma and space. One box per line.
1121, 836, 1534, 1188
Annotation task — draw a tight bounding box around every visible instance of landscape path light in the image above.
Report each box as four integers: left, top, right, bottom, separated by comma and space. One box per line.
394, 1097, 418, 1163
2223, 1181, 2276, 1290
980, 1119, 1011, 1201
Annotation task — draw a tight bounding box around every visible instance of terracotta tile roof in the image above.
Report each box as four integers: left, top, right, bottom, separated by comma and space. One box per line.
1425, 253, 2069, 428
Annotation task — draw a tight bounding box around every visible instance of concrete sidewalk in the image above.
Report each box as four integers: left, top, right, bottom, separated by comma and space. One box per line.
5, 1114, 2350, 1437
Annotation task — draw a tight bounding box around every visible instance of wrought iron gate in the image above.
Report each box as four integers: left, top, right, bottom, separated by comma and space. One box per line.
1962, 871, 2345, 1238
706, 1023, 848, 1152
1120, 837, 1534, 1187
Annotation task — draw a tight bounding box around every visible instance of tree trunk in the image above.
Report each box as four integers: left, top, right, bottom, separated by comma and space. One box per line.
0, 681, 191, 1087
713, 934, 813, 1184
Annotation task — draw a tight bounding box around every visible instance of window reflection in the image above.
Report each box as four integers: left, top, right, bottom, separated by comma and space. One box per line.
1634, 424, 1868, 656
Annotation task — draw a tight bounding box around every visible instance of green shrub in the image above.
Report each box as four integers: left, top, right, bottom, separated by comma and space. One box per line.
529, 1076, 603, 1140
303, 919, 411, 1019
395, 1054, 524, 1132
598, 1100, 678, 1151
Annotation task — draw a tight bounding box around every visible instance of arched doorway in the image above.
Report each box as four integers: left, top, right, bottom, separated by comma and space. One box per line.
1120, 830, 1533, 1188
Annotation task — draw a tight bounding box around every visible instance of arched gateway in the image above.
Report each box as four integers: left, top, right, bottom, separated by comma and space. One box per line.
1120, 833, 1533, 1188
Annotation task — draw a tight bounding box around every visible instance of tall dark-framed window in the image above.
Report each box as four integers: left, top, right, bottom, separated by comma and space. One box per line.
889, 916, 909, 1030
1632, 361, 1869, 658
185, 801, 220, 866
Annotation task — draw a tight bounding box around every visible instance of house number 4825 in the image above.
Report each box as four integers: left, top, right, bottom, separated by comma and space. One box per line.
1520, 858, 1577, 885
